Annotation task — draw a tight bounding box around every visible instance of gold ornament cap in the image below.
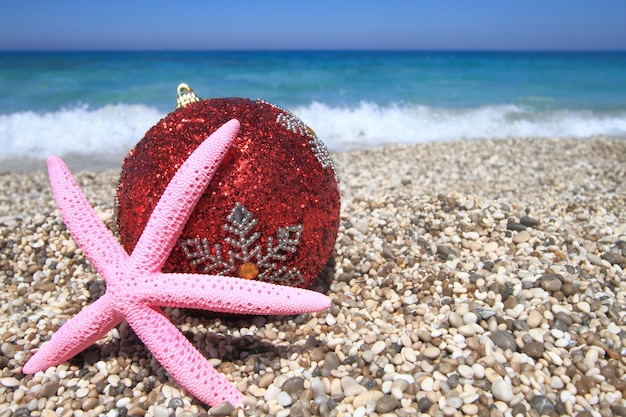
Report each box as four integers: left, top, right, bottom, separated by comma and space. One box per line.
176, 83, 201, 109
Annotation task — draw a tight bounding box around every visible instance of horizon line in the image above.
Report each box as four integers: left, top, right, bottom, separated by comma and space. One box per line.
2, 48, 626, 53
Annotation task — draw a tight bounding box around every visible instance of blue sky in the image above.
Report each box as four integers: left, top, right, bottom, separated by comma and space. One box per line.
1, 1, 625, 51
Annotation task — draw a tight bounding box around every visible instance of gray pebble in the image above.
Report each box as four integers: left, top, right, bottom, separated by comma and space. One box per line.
418, 397, 432, 412
12, 407, 30, 417
322, 351, 340, 376
39, 380, 60, 397
612, 405, 626, 417
310, 377, 326, 400
490, 330, 517, 352
289, 403, 309, 417
529, 395, 555, 415
437, 245, 457, 259
553, 319, 569, 332
522, 341, 545, 359
513, 319, 529, 331
208, 401, 235, 416
475, 307, 495, 320
375, 395, 401, 413
168, 397, 184, 409
282, 376, 305, 395
511, 402, 527, 416
554, 311, 573, 326
520, 216, 539, 227
447, 374, 460, 388
539, 274, 563, 292
1, 342, 15, 359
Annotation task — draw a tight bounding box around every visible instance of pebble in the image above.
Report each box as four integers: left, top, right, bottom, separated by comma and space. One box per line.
490, 330, 517, 352
420, 377, 435, 392
492, 378, 514, 402
375, 395, 401, 413
458, 365, 474, 379
276, 391, 293, 407
341, 376, 367, 396
522, 340, 545, 358
529, 395, 555, 415
151, 406, 169, 417
168, 397, 184, 409
526, 310, 542, 328
281, 376, 305, 394
39, 380, 60, 397
462, 404, 479, 415
322, 351, 340, 375
449, 312, 464, 328
371, 340, 387, 355
82, 397, 99, 410
0, 343, 15, 359
513, 230, 531, 243
208, 401, 235, 416
353, 390, 384, 408
258, 372, 275, 388
0, 377, 20, 387
418, 397, 433, 412
422, 346, 441, 359
539, 274, 563, 292
390, 378, 409, 399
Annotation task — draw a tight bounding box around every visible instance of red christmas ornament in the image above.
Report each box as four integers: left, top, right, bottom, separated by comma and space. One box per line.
116, 84, 340, 289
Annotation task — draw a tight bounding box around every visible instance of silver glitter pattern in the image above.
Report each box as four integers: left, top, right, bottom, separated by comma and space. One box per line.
179, 202, 305, 286
257, 99, 336, 173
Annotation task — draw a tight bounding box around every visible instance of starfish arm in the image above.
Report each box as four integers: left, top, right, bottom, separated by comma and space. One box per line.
139, 273, 332, 315
129, 119, 240, 273
22, 294, 123, 374
47, 156, 128, 281
125, 304, 243, 407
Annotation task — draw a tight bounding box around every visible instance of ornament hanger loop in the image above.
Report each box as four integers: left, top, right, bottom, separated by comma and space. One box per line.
176, 83, 202, 109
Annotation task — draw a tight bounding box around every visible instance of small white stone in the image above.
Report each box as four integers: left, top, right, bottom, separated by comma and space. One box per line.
463, 312, 478, 325
0, 377, 20, 387
483, 241, 499, 252
76, 387, 89, 398
401, 347, 417, 363
151, 406, 169, 417
264, 384, 281, 401
457, 365, 474, 379
276, 391, 293, 407
491, 378, 513, 402
341, 376, 368, 396
472, 363, 485, 379
458, 324, 477, 337
353, 407, 367, 417
116, 397, 131, 408
371, 340, 387, 355
420, 377, 434, 392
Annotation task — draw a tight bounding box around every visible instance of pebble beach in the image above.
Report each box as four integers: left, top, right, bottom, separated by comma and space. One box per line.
1, 136, 625, 417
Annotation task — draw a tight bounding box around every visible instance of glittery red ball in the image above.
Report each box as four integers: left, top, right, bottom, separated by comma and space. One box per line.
116, 98, 340, 289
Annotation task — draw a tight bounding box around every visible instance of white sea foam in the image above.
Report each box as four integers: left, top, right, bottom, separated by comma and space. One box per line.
0, 104, 164, 171
1, 102, 625, 171
294, 102, 626, 151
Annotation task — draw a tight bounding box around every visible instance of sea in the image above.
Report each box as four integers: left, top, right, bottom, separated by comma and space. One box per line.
1, 50, 625, 172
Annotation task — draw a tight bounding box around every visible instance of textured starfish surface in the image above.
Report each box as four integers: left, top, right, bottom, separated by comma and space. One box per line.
22, 119, 332, 407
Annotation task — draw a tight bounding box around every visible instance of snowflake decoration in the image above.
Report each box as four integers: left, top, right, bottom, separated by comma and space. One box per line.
179, 202, 305, 287
257, 99, 336, 173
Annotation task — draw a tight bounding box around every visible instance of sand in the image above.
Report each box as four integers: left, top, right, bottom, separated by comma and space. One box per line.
1, 136, 625, 417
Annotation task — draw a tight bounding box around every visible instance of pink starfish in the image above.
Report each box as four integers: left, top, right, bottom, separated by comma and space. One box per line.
22, 119, 331, 407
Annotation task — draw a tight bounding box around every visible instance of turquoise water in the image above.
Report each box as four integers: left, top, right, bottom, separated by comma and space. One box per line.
1, 51, 625, 170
